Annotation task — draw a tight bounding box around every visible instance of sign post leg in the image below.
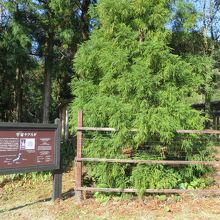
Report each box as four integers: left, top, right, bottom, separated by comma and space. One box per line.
52, 169, 62, 201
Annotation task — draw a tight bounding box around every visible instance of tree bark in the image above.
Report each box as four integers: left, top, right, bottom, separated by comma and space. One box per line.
203, 0, 208, 52
81, 0, 91, 40
15, 65, 22, 122
42, 32, 54, 123
209, 0, 214, 40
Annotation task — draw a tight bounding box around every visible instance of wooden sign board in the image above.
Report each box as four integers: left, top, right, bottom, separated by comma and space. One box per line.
0, 122, 60, 175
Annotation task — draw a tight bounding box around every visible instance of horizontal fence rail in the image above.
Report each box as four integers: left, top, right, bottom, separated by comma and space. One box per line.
76, 187, 220, 195
77, 126, 220, 134
76, 158, 220, 166
74, 111, 220, 202
177, 129, 220, 134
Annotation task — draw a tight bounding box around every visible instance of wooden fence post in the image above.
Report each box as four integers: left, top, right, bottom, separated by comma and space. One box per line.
52, 118, 62, 201
75, 111, 83, 202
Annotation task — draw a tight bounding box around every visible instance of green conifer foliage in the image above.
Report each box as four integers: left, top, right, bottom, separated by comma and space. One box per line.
70, 0, 214, 194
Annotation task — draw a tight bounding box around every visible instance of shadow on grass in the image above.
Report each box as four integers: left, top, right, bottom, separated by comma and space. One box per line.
0, 188, 76, 214
62, 188, 75, 200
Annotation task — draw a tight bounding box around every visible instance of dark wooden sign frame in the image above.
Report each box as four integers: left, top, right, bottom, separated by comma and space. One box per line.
0, 121, 60, 175
0, 119, 62, 201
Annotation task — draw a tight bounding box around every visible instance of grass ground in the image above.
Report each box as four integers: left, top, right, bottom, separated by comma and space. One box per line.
1, 169, 220, 220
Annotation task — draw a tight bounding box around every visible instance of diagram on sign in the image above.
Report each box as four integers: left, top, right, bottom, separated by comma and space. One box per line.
12, 153, 22, 163
20, 138, 35, 150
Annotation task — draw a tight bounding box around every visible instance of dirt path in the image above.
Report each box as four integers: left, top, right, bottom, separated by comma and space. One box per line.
1, 170, 220, 220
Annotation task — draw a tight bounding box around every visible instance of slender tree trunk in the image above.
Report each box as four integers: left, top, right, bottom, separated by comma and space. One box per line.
205, 91, 211, 128
81, 0, 90, 40
209, 0, 214, 40
0, 5, 3, 23
42, 32, 54, 123
203, 0, 208, 52
15, 65, 22, 122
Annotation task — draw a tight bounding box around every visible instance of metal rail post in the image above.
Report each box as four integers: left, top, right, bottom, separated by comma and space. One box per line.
75, 111, 83, 202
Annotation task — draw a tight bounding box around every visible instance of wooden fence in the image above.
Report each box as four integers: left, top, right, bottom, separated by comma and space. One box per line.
74, 111, 220, 202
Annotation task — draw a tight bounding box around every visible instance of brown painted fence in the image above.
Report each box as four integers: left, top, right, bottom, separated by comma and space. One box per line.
74, 111, 220, 202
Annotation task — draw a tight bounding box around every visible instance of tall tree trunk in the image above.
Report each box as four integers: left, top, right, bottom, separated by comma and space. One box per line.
0, 5, 3, 23
42, 32, 53, 123
15, 65, 22, 122
209, 0, 214, 40
81, 0, 90, 40
205, 91, 211, 128
203, 0, 208, 52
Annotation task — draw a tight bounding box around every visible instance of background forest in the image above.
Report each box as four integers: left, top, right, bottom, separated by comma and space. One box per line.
0, 0, 220, 124
0, 0, 96, 123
